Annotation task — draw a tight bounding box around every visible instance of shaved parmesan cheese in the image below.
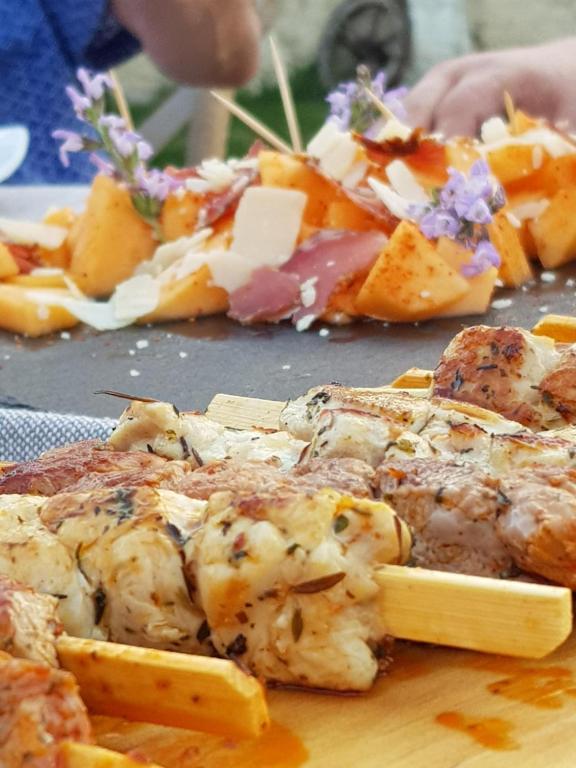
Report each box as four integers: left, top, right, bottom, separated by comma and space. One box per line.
480, 128, 576, 159
367, 176, 419, 220
512, 199, 550, 221
0, 217, 67, 249
385, 160, 429, 202
30, 267, 64, 277
110, 275, 160, 321
307, 122, 360, 182
342, 160, 368, 189
206, 250, 257, 293
137, 229, 212, 277
480, 117, 510, 144
375, 117, 413, 142
505, 211, 522, 229
232, 187, 306, 267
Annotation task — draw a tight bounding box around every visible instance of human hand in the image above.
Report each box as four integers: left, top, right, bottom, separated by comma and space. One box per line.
404, 37, 576, 137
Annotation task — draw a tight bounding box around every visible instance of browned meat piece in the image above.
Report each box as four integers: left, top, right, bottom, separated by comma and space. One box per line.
433, 326, 562, 429
0, 657, 92, 768
497, 466, 576, 588
0, 577, 62, 667
540, 347, 576, 425
375, 458, 513, 577
0, 440, 191, 496
175, 457, 374, 500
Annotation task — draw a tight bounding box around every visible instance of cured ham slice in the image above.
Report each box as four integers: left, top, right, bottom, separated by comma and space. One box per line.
228, 266, 300, 323
282, 230, 386, 328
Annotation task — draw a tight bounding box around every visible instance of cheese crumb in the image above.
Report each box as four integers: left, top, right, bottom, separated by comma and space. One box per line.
129, 369, 140, 377
136, 339, 149, 350
295, 314, 315, 332
566, 278, 575, 288
128, 349, 136, 356
419, 290, 431, 299
60, 331, 71, 340
300, 277, 318, 308
318, 328, 330, 337
282, 364, 291, 370
491, 298, 513, 310
539, 305, 549, 313
540, 271, 556, 283
179, 351, 188, 359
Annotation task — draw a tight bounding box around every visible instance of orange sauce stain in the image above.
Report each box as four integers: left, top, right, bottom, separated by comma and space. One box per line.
93, 717, 308, 768
386, 644, 434, 682
435, 711, 519, 751
487, 666, 574, 709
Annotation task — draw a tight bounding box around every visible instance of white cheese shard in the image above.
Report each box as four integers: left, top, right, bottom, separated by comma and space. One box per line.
137, 229, 213, 278
307, 122, 360, 182
481, 127, 576, 159
385, 160, 429, 203
511, 199, 550, 221
110, 275, 160, 321
480, 117, 510, 144
231, 186, 306, 268
375, 117, 413, 142
367, 176, 420, 220
0, 217, 67, 249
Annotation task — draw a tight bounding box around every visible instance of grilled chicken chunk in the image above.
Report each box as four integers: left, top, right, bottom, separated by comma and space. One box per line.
498, 466, 576, 588
375, 459, 513, 578
0, 578, 62, 667
40, 487, 209, 653
0, 495, 97, 638
433, 326, 570, 429
0, 657, 92, 768
193, 488, 411, 691
175, 456, 375, 500
110, 400, 307, 470
0, 440, 191, 496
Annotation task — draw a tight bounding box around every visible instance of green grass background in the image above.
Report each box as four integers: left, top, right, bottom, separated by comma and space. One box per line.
132, 65, 328, 167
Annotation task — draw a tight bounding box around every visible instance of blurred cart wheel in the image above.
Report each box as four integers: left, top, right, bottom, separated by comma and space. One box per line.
318, 0, 412, 89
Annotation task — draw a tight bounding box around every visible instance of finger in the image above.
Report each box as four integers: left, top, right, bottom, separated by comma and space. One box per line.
404, 62, 461, 131
431, 75, 507, 137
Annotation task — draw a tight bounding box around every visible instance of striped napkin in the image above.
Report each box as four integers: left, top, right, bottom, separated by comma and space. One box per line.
0, 407, 116, 462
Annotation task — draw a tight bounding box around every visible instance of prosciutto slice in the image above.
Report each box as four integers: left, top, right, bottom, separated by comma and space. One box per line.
282, 230, 386, 327
228, 267, 301, 324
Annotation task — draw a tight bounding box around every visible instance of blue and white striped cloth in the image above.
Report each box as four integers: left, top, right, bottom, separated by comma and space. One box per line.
0, 407, 115, 462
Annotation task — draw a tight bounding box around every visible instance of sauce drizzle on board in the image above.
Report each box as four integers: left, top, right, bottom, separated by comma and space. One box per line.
435, 712, 519, 751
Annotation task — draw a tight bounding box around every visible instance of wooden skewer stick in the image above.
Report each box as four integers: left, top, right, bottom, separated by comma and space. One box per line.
377, 565, 572, 658
56, 636, 270, 739
503, 90, 516, 127
210, 90, 293, 155
364, 86, 397, 122
269, 35, 303, 153
58, 741, 163, 768
108, 69, 135, 132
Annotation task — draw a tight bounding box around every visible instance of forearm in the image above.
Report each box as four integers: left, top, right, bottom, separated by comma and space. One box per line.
111, 0, 261, 86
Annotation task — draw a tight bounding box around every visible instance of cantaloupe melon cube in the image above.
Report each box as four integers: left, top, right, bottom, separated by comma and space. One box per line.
161, 191, 201, 241
539, 155, 576, 195
259, 150, 339, 227
436, 237, 497, 317
489, 210, 533, 286
517, 220, 538, 260
355, 221, 470, 322
529, 188, 576, 269
7, 273, 67, 289
37, 208, 77, 268
324, 199, 382, 232
445, 140, 480, 173
487, 145, 541, 186
139, 265, 228, 323
0, 285, 78, 337
69, 175, 156, 297
0, 243, 19, 278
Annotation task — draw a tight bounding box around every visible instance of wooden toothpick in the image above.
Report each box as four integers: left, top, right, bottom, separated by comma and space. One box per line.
108, 69, 135, 132
269, 35, 303, 153
210, 91, 293, 154
364, 86, 397, 122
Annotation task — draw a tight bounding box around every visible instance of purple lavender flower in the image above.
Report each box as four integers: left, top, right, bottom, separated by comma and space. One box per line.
134, 166, 180, 202
77, 68, 112, 101
326, 69, 408, 135
419, 208, 460, 239
461, 239, 501, 277
52, 129, 84, 167
65, 86, 92, 119
89, 153, 115, 176
109, 128, 142, 158
99, 115, 127, 130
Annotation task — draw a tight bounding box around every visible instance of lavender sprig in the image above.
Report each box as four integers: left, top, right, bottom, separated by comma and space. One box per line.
52, 68, 181, 239
410, 160, 505, 277
326, 66, 408, 137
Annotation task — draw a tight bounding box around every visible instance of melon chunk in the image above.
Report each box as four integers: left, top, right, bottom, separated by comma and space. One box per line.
7, 272, 67, 289
69, 175, 156, 297
258, 150, 338, 227
436, 238, 497, 317
324, 199, 383, 232
140, 266, 228, 323
486, 145, 541, 185
355, 221, 470, 322
161, 191, 200, 241
0, 243, 19, 278
0, 285, 78, 337
529, 188, 576, 268
489, 210, 533, 286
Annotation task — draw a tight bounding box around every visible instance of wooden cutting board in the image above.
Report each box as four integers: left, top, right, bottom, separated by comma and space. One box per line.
94, 389, 576, 768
